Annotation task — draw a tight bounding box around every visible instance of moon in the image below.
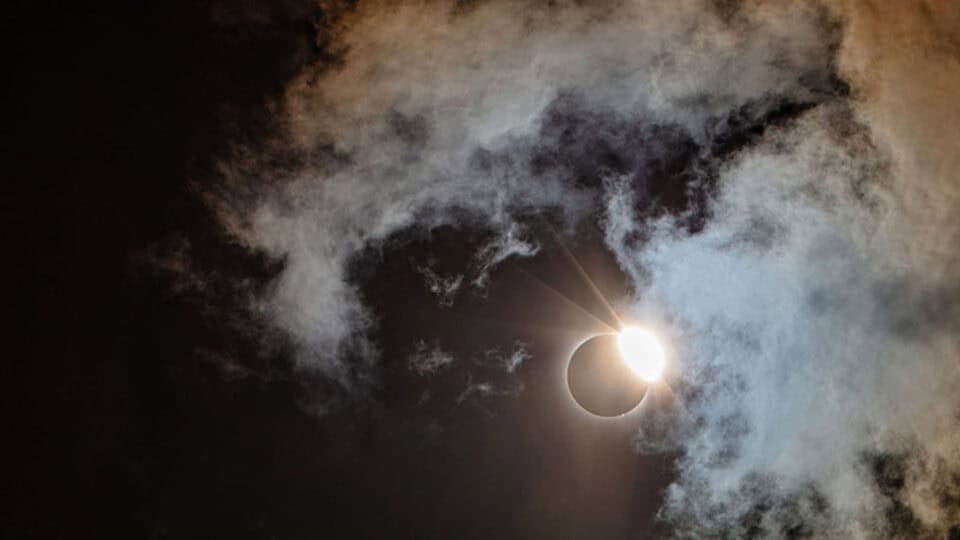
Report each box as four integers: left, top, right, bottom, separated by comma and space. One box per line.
566, 333, 643, 416
566, 328, 665, 417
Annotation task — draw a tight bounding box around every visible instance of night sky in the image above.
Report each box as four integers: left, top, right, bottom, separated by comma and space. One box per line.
10, 1, 960, 539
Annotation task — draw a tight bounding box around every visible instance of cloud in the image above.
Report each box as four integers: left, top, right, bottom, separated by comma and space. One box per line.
200, 0, 960, 535
615, 104, 959, 537
407, 340, 455, 375
414, 263, 464, 307
604, 3, 960, 534
209, 0, 839, 380
496, 342, 532, 374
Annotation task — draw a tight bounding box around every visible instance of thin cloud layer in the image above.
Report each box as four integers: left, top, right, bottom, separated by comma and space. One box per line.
205, 0, 960, 536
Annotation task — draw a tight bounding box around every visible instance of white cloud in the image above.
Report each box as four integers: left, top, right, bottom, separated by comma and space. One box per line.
407, 341, 455, 375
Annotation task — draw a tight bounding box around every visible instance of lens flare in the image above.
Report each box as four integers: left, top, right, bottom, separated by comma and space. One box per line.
617, 327, 665, 383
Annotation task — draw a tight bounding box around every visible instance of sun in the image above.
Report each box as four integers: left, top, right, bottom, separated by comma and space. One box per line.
617, 327, 665, 383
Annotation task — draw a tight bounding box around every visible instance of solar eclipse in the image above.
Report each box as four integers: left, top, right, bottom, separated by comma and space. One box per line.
566, 328, 664, 417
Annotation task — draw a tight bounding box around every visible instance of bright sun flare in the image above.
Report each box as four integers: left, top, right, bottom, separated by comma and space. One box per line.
617, 327, 665, 383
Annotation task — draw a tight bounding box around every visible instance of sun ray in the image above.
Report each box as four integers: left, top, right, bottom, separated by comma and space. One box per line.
514, 267, 618, 333
542, 223, 625, 330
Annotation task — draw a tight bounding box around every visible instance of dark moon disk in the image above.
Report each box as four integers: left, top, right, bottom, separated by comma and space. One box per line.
567, 334, 649, 417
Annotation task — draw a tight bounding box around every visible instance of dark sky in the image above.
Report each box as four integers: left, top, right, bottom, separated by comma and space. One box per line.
10, 1, 960, 539
10, 3, 674, 537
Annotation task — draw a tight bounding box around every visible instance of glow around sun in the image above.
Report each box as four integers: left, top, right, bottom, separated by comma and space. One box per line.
617, 327, 665, 383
